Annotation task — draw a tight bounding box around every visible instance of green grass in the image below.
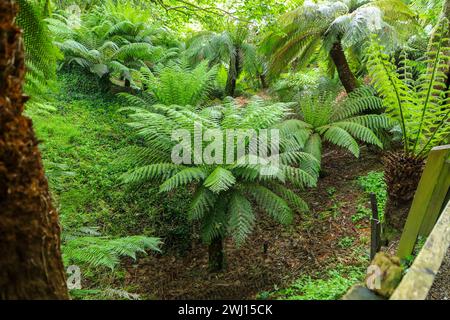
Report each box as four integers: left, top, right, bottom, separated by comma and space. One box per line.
32, 73, 192, 251
338, 236, 354, 249
259, 265, 366, 300
358, 171, 387, 221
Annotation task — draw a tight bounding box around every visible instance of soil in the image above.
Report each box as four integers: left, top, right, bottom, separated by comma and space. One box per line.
428, 249, 450, 300
123, 146, 383, 299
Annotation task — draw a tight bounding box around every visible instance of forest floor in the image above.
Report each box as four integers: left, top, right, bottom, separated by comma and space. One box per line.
428, 249, 450, 300
123, 146, 384, 300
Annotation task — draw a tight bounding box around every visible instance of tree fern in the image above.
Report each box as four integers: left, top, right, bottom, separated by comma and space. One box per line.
365, 18, 450, 158
261, 0, 416, 91
279, 86, 391, 161
17, 0, 60, 102
120, 98, 319, 270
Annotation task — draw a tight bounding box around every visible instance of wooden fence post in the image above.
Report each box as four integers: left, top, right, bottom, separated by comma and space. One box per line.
397, 145, 450, 259
370, 193, 381, 260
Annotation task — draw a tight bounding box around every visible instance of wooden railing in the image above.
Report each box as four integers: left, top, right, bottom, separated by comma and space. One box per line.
391, 145, 450, 299
397, 145, 450, 259
390, 199, 450, 299
343, 145, 450, 300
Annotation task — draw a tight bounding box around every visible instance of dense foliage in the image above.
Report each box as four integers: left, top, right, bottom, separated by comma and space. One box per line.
16, 0, 450, 300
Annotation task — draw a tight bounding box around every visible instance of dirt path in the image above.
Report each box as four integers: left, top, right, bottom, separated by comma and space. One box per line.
123, 146, 383, 299
428, 248, 450, 300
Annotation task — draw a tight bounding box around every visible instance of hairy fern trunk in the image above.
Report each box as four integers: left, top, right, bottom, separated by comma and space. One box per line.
225, 48, 243, 97
208, 237, 225, 272
383, 152, 424, 232
329, 41, 358, 94
0, 0, 68, 299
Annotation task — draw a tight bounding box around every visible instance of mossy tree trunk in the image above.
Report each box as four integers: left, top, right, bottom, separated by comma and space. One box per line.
208, 237, 225, 272
0, 0, 68, 299
329, 41, 358, 94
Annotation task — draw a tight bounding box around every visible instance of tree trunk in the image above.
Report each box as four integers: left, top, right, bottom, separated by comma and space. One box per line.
225, 57, 237, 97
329, 41, 358, 94
208, 237, 225, 272
383, 152, 424, 233
259, 73, 268, 89
0, 0, 68, 299
225, 48, 243, 97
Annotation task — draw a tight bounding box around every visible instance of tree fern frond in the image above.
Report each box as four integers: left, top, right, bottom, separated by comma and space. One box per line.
204, 167, 236, 193
63, 235, 161, 270
246, 185, 293, 225
228, 192, 255, 246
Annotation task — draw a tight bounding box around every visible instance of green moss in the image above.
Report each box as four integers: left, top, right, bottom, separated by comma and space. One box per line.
358, 171, 387, 221
260, 265, 366, 300
33, 80, 192, 252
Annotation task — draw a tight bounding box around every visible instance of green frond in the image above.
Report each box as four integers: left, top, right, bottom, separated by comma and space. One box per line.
200, 205, 227, 243
228, 192, 255, 246
304, 133, 322, 164
17, 0, 59, 98
331, 86, 384, 121
246, 185, 293, 225
204, 167, 236, 193
282, 165, 318, 188
160, 167, 207, 192
320, 125, 360, 157
268, 183, 309, 213
189, 187, 217, 221
366, 21, 450, 158
333, 121, 383, 148
63, 235, 161, 270
120, 163, 180, 185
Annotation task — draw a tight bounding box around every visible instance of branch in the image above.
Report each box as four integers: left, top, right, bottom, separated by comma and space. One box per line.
154, 0, 249, 22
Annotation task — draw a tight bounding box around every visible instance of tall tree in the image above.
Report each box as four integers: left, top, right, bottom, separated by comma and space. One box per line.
186, 24, 259, 97
0, 0, 68, 299
262, 0, 416, 93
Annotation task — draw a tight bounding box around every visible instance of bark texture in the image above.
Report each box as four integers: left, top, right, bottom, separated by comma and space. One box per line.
383, 152, 424, 231
208, 237, 225, 272
225, 48, 243, 97
330, 41, 358, 94
0, 0, 68, 299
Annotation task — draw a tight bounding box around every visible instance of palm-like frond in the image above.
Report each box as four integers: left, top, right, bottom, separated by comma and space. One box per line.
17, 0, 60, 99
281, 86, 390, 161
121, 98, 318, 248
130, 60, 218, 107
63, 234, 161, 270
365, 18, 450, 157
263, 0, 415, 77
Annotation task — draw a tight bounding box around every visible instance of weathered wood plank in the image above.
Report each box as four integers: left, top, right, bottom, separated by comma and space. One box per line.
419, 159, 450, 236
390, 200, 450, 300
397, 145, 450, 259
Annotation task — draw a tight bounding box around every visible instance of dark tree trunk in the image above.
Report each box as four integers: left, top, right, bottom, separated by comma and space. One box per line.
99, 72, 111, 93
225, 48, 243, 97
225, 58, 237, 97
259, 73, 268, 89
0, 0, 68, 299
383, 152, 424, 233
208, 237, 225, 272
329, 41, 358, 94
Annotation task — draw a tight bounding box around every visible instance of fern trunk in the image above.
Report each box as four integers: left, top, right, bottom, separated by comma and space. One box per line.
329, 41, 358, 94
383, 152, 424, 233
225, 56, 237, 97
260, 73, 268, 89
208, 237, 225, 272
0, 0, 68, 299
225, 48, 243, 97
